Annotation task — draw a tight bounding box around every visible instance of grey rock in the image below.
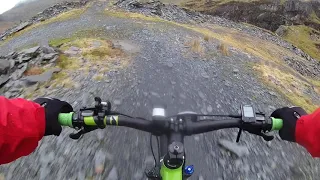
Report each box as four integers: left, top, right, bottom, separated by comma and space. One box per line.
233, 68, 239, 74
43, 53, 58, 60
0, 75, 10, 86
17, 55, 32, 63
194, 135, 200, 141
198, 91, 205, 99
133, 170, 144, 180
150, 91, 160, 98
242, 164, 250, 174
275, 25, 288, 37
289, 165, 305, 178
11, 22, 31, 33
201, 72, 209, 79
9, 59, 15, 69
113, 99, 122, 105
42, 46, 56, 54
268, 91, 277, 97
11, 63, 28, 80
0, 59, 10, 75
218, 139, 249, 157
207, 105, 213, 113
218, 159, 226, 167
70, 46, 80, 51
167, 62, 174, 68
199, 175, 204, 180
92, 41, 102, 48
144, 156, 155, 167
106, 167, 118, 180
22, 68, 61, 85
95, 150, 106, 174
21, 46, 40, 57
6, 52, 18, 59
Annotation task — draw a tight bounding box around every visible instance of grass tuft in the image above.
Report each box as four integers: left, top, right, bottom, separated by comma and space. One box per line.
218, 43, 230, 56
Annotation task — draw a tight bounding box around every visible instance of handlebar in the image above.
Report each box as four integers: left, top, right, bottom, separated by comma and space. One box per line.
58, 112, 283, 136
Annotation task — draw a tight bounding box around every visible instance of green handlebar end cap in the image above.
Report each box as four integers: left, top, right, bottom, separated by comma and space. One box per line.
271, 117, 283, 131
58, 113, 74, 127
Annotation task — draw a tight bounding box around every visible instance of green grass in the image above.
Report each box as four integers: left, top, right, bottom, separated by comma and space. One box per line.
283, 25, 320, 60
49, 37, 74, 47
310, 11, 320, 24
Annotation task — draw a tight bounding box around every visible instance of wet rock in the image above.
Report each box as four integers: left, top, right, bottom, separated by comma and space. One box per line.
0, 59, 10, 75
218, 139, 249, 157
106, 167, 118, 180
22, 68, 61, 86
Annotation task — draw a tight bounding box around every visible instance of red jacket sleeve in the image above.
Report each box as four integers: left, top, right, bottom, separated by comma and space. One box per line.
295, 108, 320, 157
0, 96, 45, 164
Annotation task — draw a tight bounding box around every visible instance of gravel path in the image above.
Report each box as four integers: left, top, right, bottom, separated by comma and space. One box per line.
0, 1, 320, 180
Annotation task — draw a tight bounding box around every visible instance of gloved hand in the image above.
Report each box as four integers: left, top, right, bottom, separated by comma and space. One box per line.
34, 98, 73, 136
271, 107, 307, 142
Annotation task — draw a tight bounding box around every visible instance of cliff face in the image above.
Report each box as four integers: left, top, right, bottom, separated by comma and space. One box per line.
183, 0, 320, 31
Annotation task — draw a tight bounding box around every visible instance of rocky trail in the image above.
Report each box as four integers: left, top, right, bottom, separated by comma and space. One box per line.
0, 0, 320, 180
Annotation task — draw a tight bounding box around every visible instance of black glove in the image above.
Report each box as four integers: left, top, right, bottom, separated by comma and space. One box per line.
271, 107, 307, 142
34, 98, 73, 136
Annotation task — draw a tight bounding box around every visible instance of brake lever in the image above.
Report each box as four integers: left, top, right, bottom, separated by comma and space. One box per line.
246, 129, 274, 141
69, 126, 99, 140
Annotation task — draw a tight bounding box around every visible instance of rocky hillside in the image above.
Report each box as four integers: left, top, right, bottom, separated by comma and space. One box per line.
182, 0, 320, 31
182, 0, 320, 60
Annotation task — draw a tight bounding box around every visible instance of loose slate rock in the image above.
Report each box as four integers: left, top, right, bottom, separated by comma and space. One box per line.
106, 166, 118, 180
11, 63, 28, 80
218, 139, 249, 157
21, 46, 40, 57
0, 75, 9, 86
0, 60, 10, 75
22, 68, 61, 86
